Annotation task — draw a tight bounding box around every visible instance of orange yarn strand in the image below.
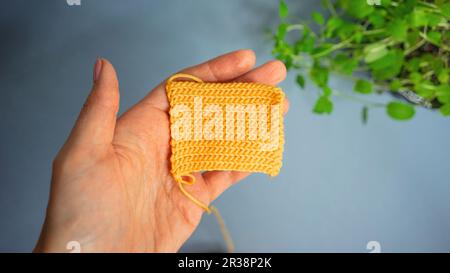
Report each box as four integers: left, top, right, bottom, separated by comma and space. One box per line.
166, 73, 285, 253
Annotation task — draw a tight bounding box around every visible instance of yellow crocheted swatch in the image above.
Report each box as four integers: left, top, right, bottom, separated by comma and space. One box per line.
166, 74, 285, 212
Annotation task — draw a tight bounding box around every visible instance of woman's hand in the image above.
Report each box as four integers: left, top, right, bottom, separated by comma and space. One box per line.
35, 50, 288, 252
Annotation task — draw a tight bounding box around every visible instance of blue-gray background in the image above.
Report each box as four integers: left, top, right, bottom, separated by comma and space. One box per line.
1, 0, 449, 252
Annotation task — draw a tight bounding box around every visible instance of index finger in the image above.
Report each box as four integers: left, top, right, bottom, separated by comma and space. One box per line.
140, 49, 256, 111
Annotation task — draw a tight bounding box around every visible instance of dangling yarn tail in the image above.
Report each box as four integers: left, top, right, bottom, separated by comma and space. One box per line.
210, 205, 235, 253
175, 175, 235, 253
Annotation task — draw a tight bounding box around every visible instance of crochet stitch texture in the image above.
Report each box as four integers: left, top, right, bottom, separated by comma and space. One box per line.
166, 74, 285, 212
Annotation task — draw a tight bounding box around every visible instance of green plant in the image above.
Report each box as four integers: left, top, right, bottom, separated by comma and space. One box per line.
273, 0, 449, 122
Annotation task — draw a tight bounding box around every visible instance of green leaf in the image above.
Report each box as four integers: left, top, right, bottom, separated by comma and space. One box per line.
336, 22, 360, 40
296, 74, 305, 89
436, 85, 450, 104
415, 80, 437, 99
354, 80, 373, 94
279, 0, 288, 19
390, 79, 402, 91
295, 34, 315, 53
353, 32, 363, 44
387, 19, 408, 41
395, 0, 417, 17
441, 3, 450, 19
369, 12, 386, 28
440, 104, 450, 116
312, 12, 324, 25
409, 8, 428, 27
332, 54, 358, 75
406, 57, 421, 72
364, 43, 388, 63
407, 30, 420, 46
340, 0, 374, 19
438, 69, 449, 84
369, 49, 404, 80
386, 102, 415, 120
361, 106, 369, 124
311, 43, 333, 58
310, 64, 329, 88
325, 17, 344, 38
427, 13, 444, 27
429, 57, 444, 74
409, 72, 422, 83
427, 31, 442, 46
276, 23, 288, 39
313, 95, 333, 114
323, 86, 332, 96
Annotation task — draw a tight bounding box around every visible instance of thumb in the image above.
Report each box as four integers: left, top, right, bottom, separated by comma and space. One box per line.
67, 58, 120, 149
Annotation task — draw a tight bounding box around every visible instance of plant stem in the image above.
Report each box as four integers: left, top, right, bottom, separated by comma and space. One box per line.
311, 37, 353, 58
332, 90, 386, 108
363, 29, 386, 35
287, 24, 303, 32
324, 0, 337, 17
287, 24, 318, 38
405, 39, 426, 55
420, 32, 450, 51
418, 1, 438, 9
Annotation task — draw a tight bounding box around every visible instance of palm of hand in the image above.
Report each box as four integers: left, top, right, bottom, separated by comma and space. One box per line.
36, 50, 287, 252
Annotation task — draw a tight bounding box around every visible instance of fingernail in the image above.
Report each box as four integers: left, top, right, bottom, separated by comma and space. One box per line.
93, 58, 102, 82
